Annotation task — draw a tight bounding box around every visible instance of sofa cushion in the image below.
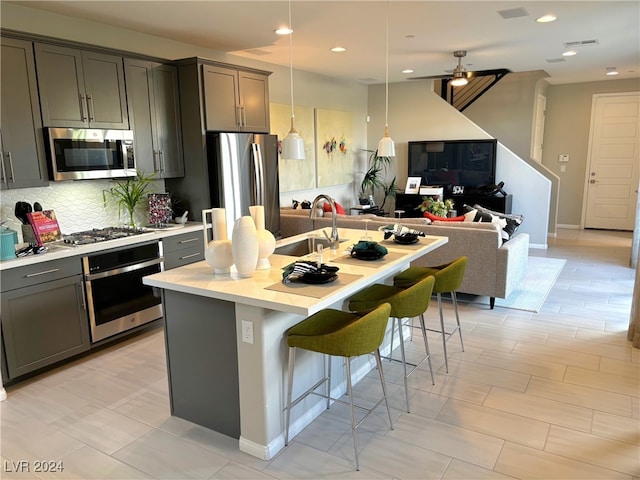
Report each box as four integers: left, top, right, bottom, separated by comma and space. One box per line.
322, 201, 346, 215
423, 212, 466, 222
461, 204, 523, 242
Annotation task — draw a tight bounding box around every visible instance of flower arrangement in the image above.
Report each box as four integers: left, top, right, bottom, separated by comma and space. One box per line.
415, 196, 455, 217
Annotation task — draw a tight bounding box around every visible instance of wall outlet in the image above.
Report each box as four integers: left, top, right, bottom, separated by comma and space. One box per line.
241, 320, 254, 344
559, 154, 569, 162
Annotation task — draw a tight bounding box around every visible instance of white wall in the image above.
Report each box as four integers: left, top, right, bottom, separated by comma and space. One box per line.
367, 80, 550, 247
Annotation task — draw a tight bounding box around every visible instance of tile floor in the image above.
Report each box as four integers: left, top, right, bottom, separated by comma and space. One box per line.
1, 228, 638, 479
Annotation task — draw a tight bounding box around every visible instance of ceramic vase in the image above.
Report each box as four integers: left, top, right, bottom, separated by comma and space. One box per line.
231, 215, 259, 278
249, 205, 276, 270
202, 208, 233, 275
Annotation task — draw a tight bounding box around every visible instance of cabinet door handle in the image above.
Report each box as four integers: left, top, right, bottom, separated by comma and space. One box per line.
0, 152, 7, 184
236, 106, 242, 127
80, 94, 88, 122
153, 150, 160, 172
159, 150, 165, 173
6, 151, 15, 182
241, 105, 246, 127
25, 268, 60, 278
178, 237, 199, 245
179, 252, 201, 260
77, 281, 86, 309
86, 94, 95, 122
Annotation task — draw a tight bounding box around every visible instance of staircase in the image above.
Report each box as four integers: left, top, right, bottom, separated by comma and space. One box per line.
438, 69, 510, 112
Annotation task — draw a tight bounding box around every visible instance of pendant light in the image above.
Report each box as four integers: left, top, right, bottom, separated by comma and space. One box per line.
377, 0, 395, 157
281, 0, 305, 160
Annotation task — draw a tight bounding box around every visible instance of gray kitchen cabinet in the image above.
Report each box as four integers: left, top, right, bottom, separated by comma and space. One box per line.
1, 257, 90, 380
162, 230, 204, 270
202, 64, 270, 133
34, 43, 128, 129
0, 37, 48, 189
125, 59, 184, 178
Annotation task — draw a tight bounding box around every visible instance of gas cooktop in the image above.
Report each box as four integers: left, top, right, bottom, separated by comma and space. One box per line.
63, 227, 149, 245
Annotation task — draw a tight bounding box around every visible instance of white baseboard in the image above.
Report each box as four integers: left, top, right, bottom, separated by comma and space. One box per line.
557, 224, 581, 229
529, 243, 548, 249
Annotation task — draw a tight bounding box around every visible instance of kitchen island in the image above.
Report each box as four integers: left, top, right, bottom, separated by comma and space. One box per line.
143, 227, 447, 460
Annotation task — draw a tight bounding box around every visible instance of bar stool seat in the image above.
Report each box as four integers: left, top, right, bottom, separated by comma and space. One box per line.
347, 276, 436, 413
284, 303, 393, 471
393, 256, 468, 373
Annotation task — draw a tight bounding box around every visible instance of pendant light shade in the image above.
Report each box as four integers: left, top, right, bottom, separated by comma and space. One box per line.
378, 0, 395, 158
281, 0, 305, 160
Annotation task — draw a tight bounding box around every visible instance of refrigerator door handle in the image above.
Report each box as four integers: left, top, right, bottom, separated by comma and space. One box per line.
252, 143, 265, 205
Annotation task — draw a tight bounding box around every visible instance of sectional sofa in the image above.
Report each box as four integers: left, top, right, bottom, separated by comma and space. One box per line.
280, 208, 530, 308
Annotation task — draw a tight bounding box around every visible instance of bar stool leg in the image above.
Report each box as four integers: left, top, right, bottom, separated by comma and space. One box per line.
452, 292, 465, 351
285, 347, 296, 446
396, 317, 410, 413
345, 359, 359, 471
326, 354, 332, 410
437, 293, 450, 373
374, 348, 394, 431
418, 313, 435, 385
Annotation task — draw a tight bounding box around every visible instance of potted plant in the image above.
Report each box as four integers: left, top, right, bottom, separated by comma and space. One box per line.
359, 150, 392, 206
103, 170, 157, 227
415, 196, 455, 217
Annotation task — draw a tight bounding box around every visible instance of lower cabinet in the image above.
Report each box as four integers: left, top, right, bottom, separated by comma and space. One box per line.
162, 231, 204, 270
1, 266, 89, 379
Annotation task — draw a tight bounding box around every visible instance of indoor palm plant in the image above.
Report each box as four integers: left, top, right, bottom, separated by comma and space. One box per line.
103, 170, 157, 227
359, 150, 395, 208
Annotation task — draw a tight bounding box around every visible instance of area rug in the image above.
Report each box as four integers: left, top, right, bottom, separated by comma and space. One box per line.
458, 256, 566, 312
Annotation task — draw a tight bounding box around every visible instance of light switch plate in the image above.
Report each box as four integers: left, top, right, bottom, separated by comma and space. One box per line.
559, 154, 569, 162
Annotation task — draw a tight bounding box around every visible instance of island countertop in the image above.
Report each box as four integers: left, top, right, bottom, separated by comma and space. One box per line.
143, 227, 448, 316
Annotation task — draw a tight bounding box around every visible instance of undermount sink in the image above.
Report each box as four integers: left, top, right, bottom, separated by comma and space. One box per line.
274, 237, 349, 257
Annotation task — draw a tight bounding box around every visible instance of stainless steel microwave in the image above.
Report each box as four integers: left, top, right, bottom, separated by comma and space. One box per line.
45, 128, 136, 181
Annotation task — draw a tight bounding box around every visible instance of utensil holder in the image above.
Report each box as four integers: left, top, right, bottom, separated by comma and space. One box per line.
21, 224, 37, 244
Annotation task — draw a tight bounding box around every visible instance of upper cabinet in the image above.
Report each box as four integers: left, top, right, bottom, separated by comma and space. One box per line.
34, 43, 129, 129
202, 63, 270, 133
124, 59, 184, 178
0, 37, 48, 189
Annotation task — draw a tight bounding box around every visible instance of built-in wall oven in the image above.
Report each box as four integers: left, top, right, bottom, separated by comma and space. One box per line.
82, 241, 163, 343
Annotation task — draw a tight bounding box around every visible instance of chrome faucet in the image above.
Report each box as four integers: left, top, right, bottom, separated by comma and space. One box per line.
310, 194, 340, 250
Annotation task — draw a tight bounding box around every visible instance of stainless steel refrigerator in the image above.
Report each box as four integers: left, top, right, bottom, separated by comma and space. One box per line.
206, 132, 280, 238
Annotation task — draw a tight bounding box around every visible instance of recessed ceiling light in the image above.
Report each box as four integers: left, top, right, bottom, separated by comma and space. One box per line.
275, 27, 292, 35
562, 50, 577, 57
402, 69, 414, 74
330, 46, 347, 53
536, 14, 557, 23
606, 67, 619, 76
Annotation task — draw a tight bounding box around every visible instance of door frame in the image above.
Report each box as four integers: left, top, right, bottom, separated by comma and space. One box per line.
581, 91, 640, 229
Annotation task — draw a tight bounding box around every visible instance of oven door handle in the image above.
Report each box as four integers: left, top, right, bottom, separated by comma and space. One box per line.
84, 257, 164, 281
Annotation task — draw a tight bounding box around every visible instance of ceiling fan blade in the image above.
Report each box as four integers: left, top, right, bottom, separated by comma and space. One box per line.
407, 74, 453, 80
465, 68, 511, 78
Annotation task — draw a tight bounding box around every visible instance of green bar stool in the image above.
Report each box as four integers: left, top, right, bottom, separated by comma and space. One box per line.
347, 276, 436, 413
284, 303, 393, 471
393, 256, 468, 373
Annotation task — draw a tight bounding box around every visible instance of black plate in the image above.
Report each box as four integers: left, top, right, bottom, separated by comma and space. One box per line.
300, 272, 338, 284
394, 234, 419, 245
351, 249, 385, 260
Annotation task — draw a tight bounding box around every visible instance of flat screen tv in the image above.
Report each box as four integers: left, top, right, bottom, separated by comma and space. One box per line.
408, 139, 497, 190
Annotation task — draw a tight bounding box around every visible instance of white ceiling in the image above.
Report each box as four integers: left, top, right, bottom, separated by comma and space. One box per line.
9, 1, 640, 85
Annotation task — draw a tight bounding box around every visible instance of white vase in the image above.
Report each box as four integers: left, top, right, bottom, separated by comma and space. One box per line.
231, 216, 259, 278
249, 205, 276, 270
202, 208, 233, 275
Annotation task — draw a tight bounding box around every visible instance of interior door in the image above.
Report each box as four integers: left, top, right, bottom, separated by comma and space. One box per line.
584, 93, 640, 230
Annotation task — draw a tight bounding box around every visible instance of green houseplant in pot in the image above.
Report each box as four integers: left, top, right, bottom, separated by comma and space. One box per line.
103, 170, 157, 227
415, 196, 455, 217
359, 149, 395, 208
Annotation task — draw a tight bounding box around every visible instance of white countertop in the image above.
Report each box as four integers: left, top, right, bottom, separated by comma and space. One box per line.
0, 223, 204, 271
143, 227, 448, 316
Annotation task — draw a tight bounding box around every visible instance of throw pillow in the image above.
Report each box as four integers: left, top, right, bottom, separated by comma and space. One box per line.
472, 204, 524, 241
423, 212, 465, 222
322, 201, 346, 215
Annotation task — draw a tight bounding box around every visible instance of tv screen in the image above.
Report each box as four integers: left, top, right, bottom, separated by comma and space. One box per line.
408, 139, 497, 189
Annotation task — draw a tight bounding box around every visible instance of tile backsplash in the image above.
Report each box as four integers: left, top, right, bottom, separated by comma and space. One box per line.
1, 179, 166, 242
